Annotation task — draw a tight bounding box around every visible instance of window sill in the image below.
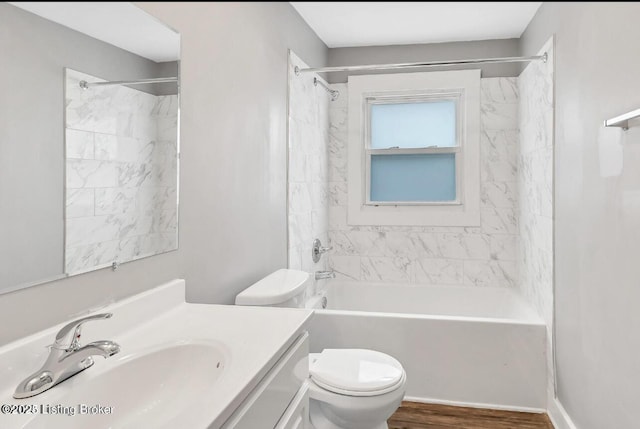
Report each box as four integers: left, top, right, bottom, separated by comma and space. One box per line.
347, 202, 481, 227
364, 201, 462, 207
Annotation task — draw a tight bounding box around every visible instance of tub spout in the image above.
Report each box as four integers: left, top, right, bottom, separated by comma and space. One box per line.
315, 270, 336, 280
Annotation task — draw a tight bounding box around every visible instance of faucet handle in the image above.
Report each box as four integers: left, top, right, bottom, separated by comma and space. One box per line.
53, 313, 113, 351
312, 239, 333, 263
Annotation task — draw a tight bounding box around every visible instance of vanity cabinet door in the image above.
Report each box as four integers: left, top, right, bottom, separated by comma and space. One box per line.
221, 332, 309, 429
275, 383, 310, 429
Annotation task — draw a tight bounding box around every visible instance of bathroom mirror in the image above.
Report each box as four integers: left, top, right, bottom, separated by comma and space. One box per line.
0, 2, 180, 294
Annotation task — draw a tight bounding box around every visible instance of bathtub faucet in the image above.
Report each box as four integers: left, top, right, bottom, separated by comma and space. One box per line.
315, 270, 336, 280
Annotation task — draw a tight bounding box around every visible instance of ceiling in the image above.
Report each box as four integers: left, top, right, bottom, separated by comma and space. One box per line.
290, 2, 542, 48
9, 2, 179, 62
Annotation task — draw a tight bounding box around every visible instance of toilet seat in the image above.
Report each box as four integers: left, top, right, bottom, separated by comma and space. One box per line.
311, 370, 406, 397
309, 349, 405, 397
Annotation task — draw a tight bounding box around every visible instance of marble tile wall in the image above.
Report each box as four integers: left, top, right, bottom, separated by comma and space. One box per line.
287, 52, 330, 289
518, 40, 555, 394
65, 69, 178, 274
327, 77, 520, 286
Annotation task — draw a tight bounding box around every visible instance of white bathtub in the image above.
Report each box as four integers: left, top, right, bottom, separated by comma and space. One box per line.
307, 281, 547, 411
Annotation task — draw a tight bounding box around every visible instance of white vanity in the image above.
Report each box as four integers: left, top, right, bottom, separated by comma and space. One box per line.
0, 280, 313, 428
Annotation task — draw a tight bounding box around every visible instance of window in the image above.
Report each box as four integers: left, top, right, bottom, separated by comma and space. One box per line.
367, 97, 459, 204
347, 70, 481, 226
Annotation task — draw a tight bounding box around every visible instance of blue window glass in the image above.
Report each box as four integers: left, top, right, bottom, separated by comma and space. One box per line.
370, 154, 456, 202
370, 100, 456, 149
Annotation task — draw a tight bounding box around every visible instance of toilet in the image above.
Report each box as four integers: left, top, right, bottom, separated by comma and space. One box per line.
235, 269, 406, 429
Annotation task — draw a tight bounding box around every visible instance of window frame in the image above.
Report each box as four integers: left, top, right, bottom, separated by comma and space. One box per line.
364, 92, 463, 206
347, 70, 481, 227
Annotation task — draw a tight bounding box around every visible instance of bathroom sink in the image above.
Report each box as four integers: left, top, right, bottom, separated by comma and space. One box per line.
0, 280, 312, 429
23, 341, 226, 429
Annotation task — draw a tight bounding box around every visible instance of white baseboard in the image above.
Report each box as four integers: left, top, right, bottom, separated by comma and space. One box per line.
403, 395, 547, 415
548, 396, 578, 429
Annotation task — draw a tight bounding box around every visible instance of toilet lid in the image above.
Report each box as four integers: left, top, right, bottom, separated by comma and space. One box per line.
309, 349, 404, 394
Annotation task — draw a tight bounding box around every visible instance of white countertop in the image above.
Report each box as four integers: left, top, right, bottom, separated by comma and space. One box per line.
0, 280, 313, 428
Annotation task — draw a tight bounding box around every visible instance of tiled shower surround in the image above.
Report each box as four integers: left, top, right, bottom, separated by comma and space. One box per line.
518, 42, 554, 326
286, 45, 555, 405
65, 69, 178, 274
327, 78, 520, 286
287, 52, 330, 277
518, 40, 555, 394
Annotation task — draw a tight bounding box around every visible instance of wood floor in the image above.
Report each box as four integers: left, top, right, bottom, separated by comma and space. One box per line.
388, 402, 554, 429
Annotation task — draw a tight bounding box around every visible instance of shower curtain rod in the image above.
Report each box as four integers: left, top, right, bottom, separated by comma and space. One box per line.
79, 77, 178, 89
294, 53, 547, 75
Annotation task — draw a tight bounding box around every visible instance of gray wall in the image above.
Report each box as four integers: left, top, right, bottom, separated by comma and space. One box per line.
521, 3, 640, 428
138, 2, 327, 306
143, 61, 179, 96
327, 38, 520, 83
0, 3, 173, 292
0, 2, 327, 344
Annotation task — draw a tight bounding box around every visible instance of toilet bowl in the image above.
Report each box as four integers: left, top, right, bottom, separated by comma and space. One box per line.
307, 349, 406, 429
235, 269, 407, 429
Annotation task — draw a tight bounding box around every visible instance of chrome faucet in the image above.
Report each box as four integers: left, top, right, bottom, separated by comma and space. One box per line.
312, 239, 332, 263
315, 270, 336, 280
13, 313, 120, 399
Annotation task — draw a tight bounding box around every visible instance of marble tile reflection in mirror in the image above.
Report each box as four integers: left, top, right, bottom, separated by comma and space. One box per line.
64, 69, 179, 275
0, 2, 180, 294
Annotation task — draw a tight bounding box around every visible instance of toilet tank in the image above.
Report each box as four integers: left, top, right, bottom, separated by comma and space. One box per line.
235, 269, 311, 308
